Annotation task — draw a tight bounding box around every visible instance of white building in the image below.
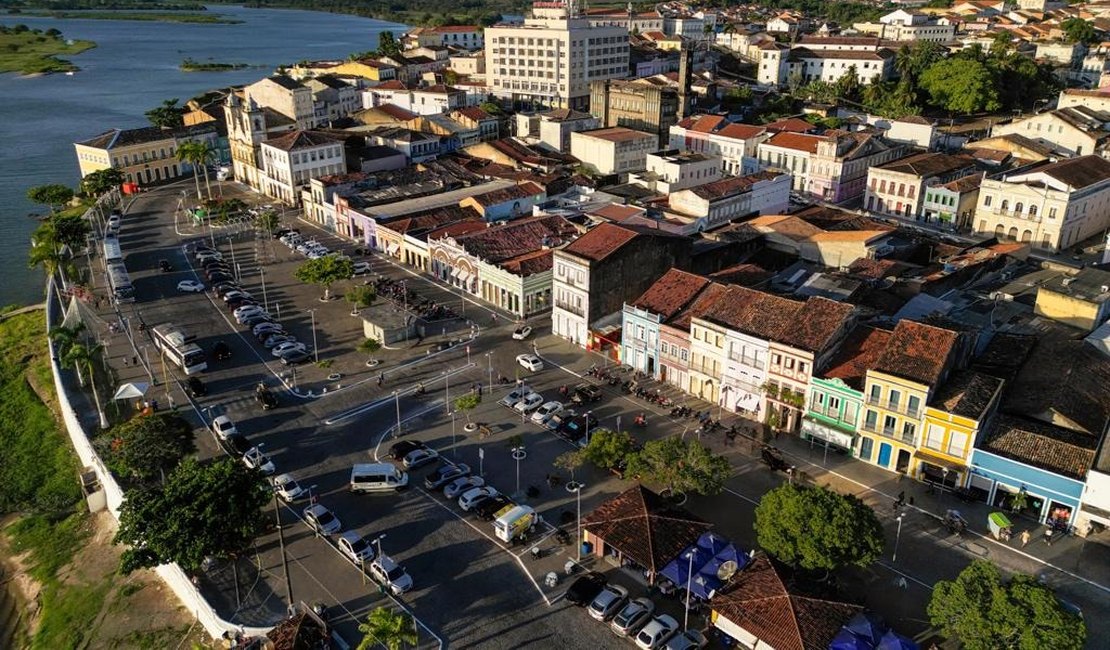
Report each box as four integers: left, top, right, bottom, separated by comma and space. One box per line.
570, 126, 657, 175
485, 1, 629, 109
757, 130, 904, 203
361, 82, 467, 116
258, 130, 346, 205
515, 108, 601, 152
853, 10, 956, 43
633, 149, 721, 194
990, 106, 1110, 158
667, 170, 792, 231
863, 152, 978, 220
669, 115, 770, 175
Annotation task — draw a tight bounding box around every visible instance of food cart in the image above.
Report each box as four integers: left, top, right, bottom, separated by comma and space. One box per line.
988, 511, 1013, 541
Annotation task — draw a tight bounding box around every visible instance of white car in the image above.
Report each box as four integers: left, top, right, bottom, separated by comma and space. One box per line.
369, 554, 413, 595
308, 250, 327, 259
237, 310, 271, 325
498, 387, 530, 409
271, 342, 307, 357
264, 335, 298, 350
512, 325, 533, 340
196, 250, 223, 262
612, 598, 655, 637
663, 630, 708, 650
337, 531, 375, 564
243, 446, 276, 475
303, 504, 342, 535
443, 476, 485, 500
635, 615, 679, 649
516, 354, 544, 372
177, 280, 205, 293
458, 486, 499, 511
588, 584, 629, 621
403, 447, 440, 470
271, 473, 305, 502
211, 415, 237, 440
223, 290, 253, 303
233, 304, 266, 319
513, 392, 544, 414
530, 400, 563, 425
352, 261, 371, 275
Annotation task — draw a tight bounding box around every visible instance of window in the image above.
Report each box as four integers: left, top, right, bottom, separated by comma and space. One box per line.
844, 401, 857, 424
1000, 199, 1009, 212
827, 395, 841, 414
869, 385, 881, 402
883, 415, 897, 432
925, 424, 945, 451
1029, 204, 1037, 217
1015, 202, 1023, 214
772, 353, 782, 366
864, 410, 878, 430
903, 421, 916, 439
1049, 207, 1057, 219
908, 395, 921, 415
681, 349, 689, 361
947, 431, 969, 457
888, 389, 901, 408
984, 195, 992, 207
814, 392, 826, 409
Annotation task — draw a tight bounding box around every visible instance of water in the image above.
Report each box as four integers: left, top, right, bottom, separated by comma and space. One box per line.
0, 5, 405, 307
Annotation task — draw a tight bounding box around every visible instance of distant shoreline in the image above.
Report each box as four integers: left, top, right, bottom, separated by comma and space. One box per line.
19, 10, 242, 24
180, 58, 251, 71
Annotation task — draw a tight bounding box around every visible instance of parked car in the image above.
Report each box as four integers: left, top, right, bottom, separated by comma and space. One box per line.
279, 350, 311, 365
498, 386, 530, 408
424, 462, 470, 489
571, 383, 603, 404
241, 314, 274, 328
588, 584, 629, 621
543, 411, 573, 433
222, 432, 253, 458
516, 353, 544, 372
213, 283, 241, 297
402, 448, 440, 470
303, 504, 341, 535
271, 473, 305, 502
369, 554, 412, 595
566, 571, 607, 606
663, 630, 708, 650
635, 614, 679, 649
257, 330, 289, 344
611, 598, 655, 637
211, 415, 237, 440
389, 440, 429, 461
265, 336, 300, 351
211, 340, 232, 361
255, 384, 278, 410
512, 325, 533, 340
177, 280, 205, 293
234, 304, 266, 319
351, 261, 371, 275
513, 392, 544, 414
561, 413, 599, 445
458, 486, 499, 511
243, 446, 276, 475
443, 476, 485, 500
337, 531, 375, 565
530, 400, 563, 425
225, 295, 257, 310
222, 290, 253, 303
185, 376, 207, 398
474, 495, 514, 521
252, 322, 284, 336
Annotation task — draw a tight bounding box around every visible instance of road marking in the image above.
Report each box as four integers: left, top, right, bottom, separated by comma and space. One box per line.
370, 402, 448, 461
327, 365, 473, 426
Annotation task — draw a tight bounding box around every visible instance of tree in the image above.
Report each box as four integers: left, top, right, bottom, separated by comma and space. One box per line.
376, 30, 402, 58
928, 560, 1086, 650
80, 168, 124, 196
52, 214, 91, 252
145, 98, 184, 129
453, 393, 480, 425
295, 255, 355, 300
1062, 17, 1097, 45
177, 140, 213, 200
95, 414, 195, 483
479, 101, 503, 115
920, 58, 1000, 114
59, 340, 107, 429
579, 428, 636, 472
28, 225, 66, 287
356, 607, 418, 650
554, 450, 584, 483
27, 184, 74, 215
833, 65, 861, 101
625, 437, 732, 497
49, 323, 86, 379
345, 285, 376, 314
754, 483, 884, 572
255, 209, 280, 235
357, 337, 381, 364
861, 80, 918, 119
114, 457, 269, 573
894, 40, 944, 87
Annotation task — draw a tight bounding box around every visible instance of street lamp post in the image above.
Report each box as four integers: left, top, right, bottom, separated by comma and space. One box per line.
450, 411, 457, 460
512, 446, 526, 497
683, 549, 694, 632
586, 411, 592, 446
892, 513, 904, 563
444, 370, 450, 415
572, 482, 586, 561
487, 352, 493, 390
393, 390, 402, 438
227, 236, 237, 278
373, 533, 387, 558
307, 309, 319, 363
260, 267, 268, 311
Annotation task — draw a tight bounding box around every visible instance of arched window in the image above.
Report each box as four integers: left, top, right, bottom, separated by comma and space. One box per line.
1008, 227, 1019, 240
1029, 204, 1038, 217
1021, 230, 1032, 242
995, 224, 1005, 238
1015, 202, 1024, 214
1001, 200, 1009, 212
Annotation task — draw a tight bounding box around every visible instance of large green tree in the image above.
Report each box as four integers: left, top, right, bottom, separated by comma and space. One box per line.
453, 393, 480, 425
919, 58, 1000, 114
579, 428, 636, 472
52, 214, 91, 252
114, 457, 269, 573
95, 414, 195, 483
625, 437, 732, 496
27, 184, 74, 215
1061, 17, 1097, 45
80, 168, 124, 196
356, 607, 418, 650
146, 98, 184, 129
376, 30, 402, 58
754, 483, 884, 572
928, 560, 1086, 650
295, 255, 355, 300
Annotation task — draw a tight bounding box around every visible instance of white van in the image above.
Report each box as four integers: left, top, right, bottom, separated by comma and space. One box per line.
494, 505, 537, 543
350, 463, 408, 493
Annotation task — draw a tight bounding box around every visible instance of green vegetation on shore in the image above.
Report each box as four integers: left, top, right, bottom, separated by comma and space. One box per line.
180, 57, 249, 71
25, 10, 242, 24
0, 23, 94, 75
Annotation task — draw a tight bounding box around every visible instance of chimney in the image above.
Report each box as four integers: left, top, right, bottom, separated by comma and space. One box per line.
677, 46, 693, 120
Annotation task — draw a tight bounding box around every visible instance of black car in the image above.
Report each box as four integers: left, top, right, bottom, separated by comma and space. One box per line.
571, 383, 603, 404
222, 432, 253, 457
566, 572, 607, 606
560, 413, 599, 444
225, 296, 257, 309
213, 282, 241, 297
185, 376, 207, 398
255, 384, 278, 410
280, 350, 310, 365
474, 495, 514, 521
202, 258, 230, 269
159, 259, 173, 273
242, 313, 274, 328
257, 330, 288, 344
543, 411, 573, 433
207, 272, 233, 284
389, 440, 430, 461
211, 340, 232, 361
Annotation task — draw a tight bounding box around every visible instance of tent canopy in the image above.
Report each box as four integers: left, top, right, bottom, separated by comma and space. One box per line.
876, 630, 919, 650
112, 382, 149, 400
697, 531, 728, 555
660, 546, 712, 587
845, 612, 888, 645
829, 628, 874, 650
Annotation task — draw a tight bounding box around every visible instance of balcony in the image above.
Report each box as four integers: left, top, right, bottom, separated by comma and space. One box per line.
865, 396, 921, 419
727, 353, 764, 370
554, 300, 583, 317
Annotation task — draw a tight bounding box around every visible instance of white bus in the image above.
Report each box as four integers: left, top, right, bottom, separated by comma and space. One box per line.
103, 235, 123, 264
106, 262, 134, 303
151, 323, 207, 375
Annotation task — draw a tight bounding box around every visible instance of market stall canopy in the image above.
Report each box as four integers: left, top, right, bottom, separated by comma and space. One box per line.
112, 382, 149, 400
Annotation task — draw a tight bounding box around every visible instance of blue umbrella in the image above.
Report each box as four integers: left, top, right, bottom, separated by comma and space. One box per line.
703, 544, 750, 578
688, 571, 722, 600
660, 547, 710, 587
828, 628, 874, 650
697, 531, 728, 555
845, 612, 888, 645
876, 631, 918, 650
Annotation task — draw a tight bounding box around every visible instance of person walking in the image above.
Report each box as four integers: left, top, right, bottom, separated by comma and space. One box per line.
1021, 529, 1031, 547
1044, 528, 1054, 547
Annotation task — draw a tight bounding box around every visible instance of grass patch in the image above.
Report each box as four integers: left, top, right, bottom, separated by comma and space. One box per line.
31, 580, 111, 650
6, 513, 89, 583
0, 26, 95, 75
107, 624, 197, 649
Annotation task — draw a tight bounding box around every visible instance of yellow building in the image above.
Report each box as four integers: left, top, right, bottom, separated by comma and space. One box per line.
857, 321, 960, 474
918, 370, 1004, 487
1033, 267, 1110, 332
687, 317, 725, 404
74, 126, 216, 187
331, 59, 398, 83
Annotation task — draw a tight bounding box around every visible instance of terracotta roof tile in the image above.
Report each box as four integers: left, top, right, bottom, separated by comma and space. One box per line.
708, 263, 772, 286
929, 370, 1002, 420
561, 223, 639, 262
822, 326, 893, 390
263, 130, 341, 152
1003, 335, 1110, 435
872, 320, 959, 386
632, 269, 711, 320
763, 131, 823, 153
690, 171, 784, 201
763, 117, 818, 134
980, 415, 1098, 480
450, 214, 577, 264
779, 297, 855, 353
588, 204, 645, 222
581, 485, 712, 574
702, 286, 802, 341
500, 249, 554, 276
466, 181, 546, 208
669, 282, 730, 330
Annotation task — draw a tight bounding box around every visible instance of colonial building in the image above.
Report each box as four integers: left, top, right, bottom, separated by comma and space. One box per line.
245, 75, 317, 130
863, 152, 978, 221
667, 171, 792, 231
921, 172, 983, 229
257, 130, 347, 205
588, 78, 680, 146
669, 115, 770, 175
570, 127, 657, 175
633, 150, 721, 194
758, 130, 904, 203
990, 106, 1110, 158
918, 370, 1004, 488
74, 125, 218, 187
514, 108, 601, 153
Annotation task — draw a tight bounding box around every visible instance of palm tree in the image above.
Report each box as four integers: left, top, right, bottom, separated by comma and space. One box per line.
356, 607, 417, 650
177, 141, 203, 201
177, 140, 213, 201
60, 339, 108, 428
49, 323, 87, 380
29, 223, 69, 297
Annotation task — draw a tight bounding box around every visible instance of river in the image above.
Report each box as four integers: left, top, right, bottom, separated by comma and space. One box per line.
0, 5, 404, 307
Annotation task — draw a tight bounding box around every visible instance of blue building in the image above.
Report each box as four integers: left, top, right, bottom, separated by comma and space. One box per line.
968, 414, 1096, 526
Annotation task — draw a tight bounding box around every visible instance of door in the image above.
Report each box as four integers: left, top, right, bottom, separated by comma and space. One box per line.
877, 443, 892, 468
895, 449, 911, 473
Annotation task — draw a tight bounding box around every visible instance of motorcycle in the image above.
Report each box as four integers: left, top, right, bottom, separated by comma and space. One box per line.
633, 414, 647, 428
760, 446, 790, 473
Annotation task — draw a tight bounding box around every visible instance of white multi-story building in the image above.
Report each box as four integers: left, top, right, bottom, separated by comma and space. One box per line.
362, 82, 467, 116
633, 149, 721, 194
990, 106, 1110, 158
258, 130, 346, 205
570, 126, 656, 175
853, 10, 956, 43
757, 130, 904, 203
667, 170, 792, 231
863, 152, 978, 221
246, 75, 317, 130
669, 115, 770, 175
485, 1, 629, 109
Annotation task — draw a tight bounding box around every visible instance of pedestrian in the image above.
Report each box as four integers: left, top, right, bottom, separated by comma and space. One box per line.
477, 383, 482, 396
132, 355, 138, 366
122, 356, 129, 367
376, 376, 383, 388
894, 490, 905, 511
1021, 529, 1030, 547
1044, 528, 1054, 546
151, 399, 159, 412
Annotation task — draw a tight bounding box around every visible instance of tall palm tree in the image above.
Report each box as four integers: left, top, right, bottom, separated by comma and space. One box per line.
177, 141, 203, 201
29, 224, 69, 298
49, 323, 87, 381
177, 141, 213, 201
60, 338, 108, 428
356, 607, 417, 650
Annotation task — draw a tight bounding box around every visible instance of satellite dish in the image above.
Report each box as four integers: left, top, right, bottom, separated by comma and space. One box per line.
717, 560, 739, 581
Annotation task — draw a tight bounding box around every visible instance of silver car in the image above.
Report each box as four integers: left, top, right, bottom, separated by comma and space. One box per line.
303, 504, 341, 535
611, 597, 655, 637
337, 531, 375, 564
369, 554, 413, 595
588, 584, 629, 621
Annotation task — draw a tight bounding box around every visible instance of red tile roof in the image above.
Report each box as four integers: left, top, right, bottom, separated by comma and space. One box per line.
717, 123, 768, 140
779, 297, 855, 353
822, 326, 893, 391
578, 127, 656, 143
763, 131, 823, 153
376, 103, 418, 121
451, 214, 577, 264
589, 204, 645, 222
263, 130, 340, 151
690, 115, 727, 133
981, 414, 1098, 481
711, 556, 862, 650
702, 286, 802, 341
465, 181, 546, 208
690, 171, 784, 201
581, 485, 712, 575
872, 320, 959, 386
560, 223, 639, 262
373, 80, 408, 91
632, 269, 711, 320
500, 249, 555, 276
670, 282, 730, 330
430, 24, 481, 32
453, 106, 493, 122
764, 117, 818, 134
708, 263, 771, 287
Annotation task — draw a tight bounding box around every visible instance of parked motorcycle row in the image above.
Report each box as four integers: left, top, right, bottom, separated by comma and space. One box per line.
372, 276, 458, 321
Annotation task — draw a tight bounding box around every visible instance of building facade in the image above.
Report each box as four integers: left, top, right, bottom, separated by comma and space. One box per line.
570, 127, 657, 175
863, 152, 978, 220
589, 79, 679, 146
258, 131, 346, 205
